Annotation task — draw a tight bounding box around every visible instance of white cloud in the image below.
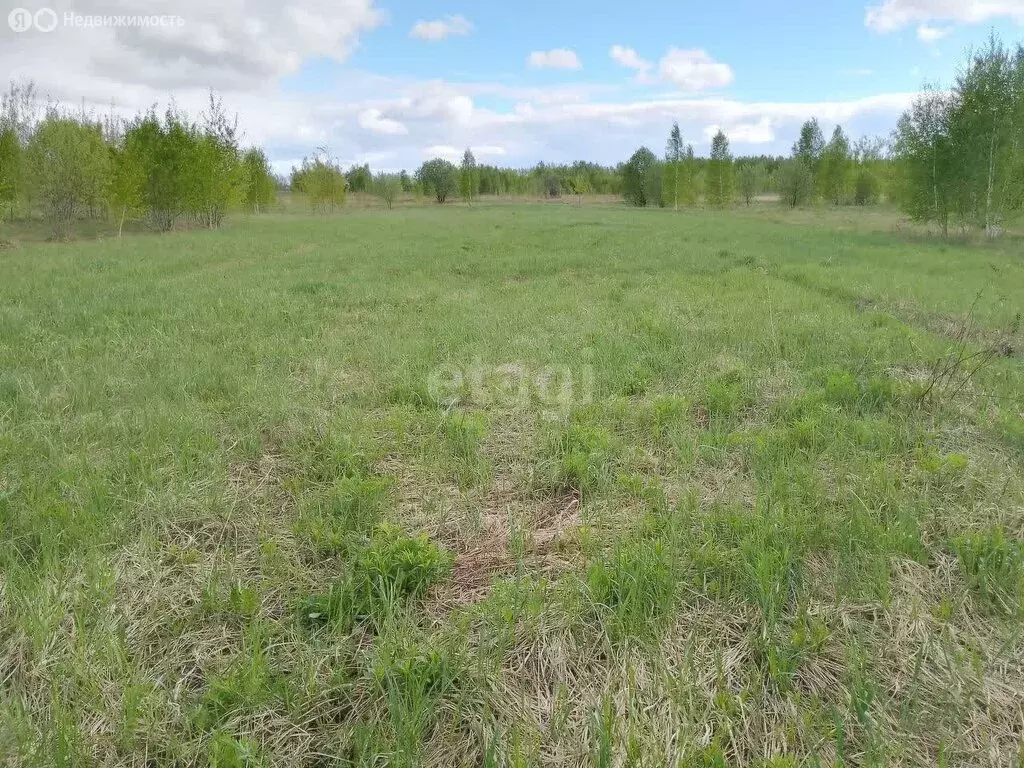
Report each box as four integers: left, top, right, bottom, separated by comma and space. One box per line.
610, 45, 653, 77
358, 108, 408, 135
916, 22, 952, 41
527, 48, 582, 70
611, 45, 732, 91
866, 0, 1024, 32
659, 48, 734, 92
409, 14, 473, 41
703, 117, 775, 144
4, 50, 914, 168
1, 0, 385, 95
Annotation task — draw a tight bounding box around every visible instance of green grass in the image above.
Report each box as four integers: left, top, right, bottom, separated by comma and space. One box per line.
1, 202, 1023, 766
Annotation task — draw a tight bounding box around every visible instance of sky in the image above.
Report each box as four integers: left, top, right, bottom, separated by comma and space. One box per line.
3, 0, 1024, 173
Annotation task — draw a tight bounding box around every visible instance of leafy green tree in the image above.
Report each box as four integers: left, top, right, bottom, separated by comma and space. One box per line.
185, 93, 241, 228
542, 173, 562, 198
820, 125, 852, 205
645, 161, 665, 207
946, 34, 1019, 234
1, 80, 39, 145
705, 130, 733, 206
679, 144, 697, 206
293, 153, 346, 211
664, 121, 685, 210
793, 118, 825, 170
893, 86, 956, 234
122, 108, 195, 231
569, 173, 589, 206
737, 163, 761, 205
346, 164, 372, 194
622, 146, 657, 207
416, 158, 458, 203
26, 114, 110, 237
852, 135, 889, 204
459, 148, 478, 204
893, 36, 1024, 235
241, 148, 275, 214
777, 160, 814, 207
188, 133, 238, 228
0, 127, 21, 220
108, 135, 146, 236
373, 173, 401, 209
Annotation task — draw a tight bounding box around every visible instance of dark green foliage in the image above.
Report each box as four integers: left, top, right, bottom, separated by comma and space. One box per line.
737, 163, 761, 205
777, 160, 814, 207
622, 146, 658, 207
459, 148, 478, 203
416, 158, 458, 203
792, 118, 825, 171
820, 125, 852, 204
346, 163, 372, 193
706, 130, 733, 206
854, 168, 880, 205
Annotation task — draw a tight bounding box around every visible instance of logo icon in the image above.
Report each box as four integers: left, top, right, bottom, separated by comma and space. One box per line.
8, 7, 32, 31
33, 7, 57, 31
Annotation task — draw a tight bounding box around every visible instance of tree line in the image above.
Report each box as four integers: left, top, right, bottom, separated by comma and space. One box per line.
0, 84, 276, 237
619, 120, 892, 210
287, 152, 625, 208
4, 34, 1021, 236
894, 34, 1024, 236
616, 33, 1024, 235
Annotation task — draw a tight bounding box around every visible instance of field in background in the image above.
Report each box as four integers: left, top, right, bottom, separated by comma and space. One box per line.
0, 194, 902, 245
1, 204, 1023, 766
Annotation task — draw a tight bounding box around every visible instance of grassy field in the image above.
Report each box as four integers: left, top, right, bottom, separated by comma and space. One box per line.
1, 203, 1023, 767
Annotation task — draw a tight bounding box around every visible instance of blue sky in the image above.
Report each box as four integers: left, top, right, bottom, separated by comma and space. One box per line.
4, 0, 1024, 170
